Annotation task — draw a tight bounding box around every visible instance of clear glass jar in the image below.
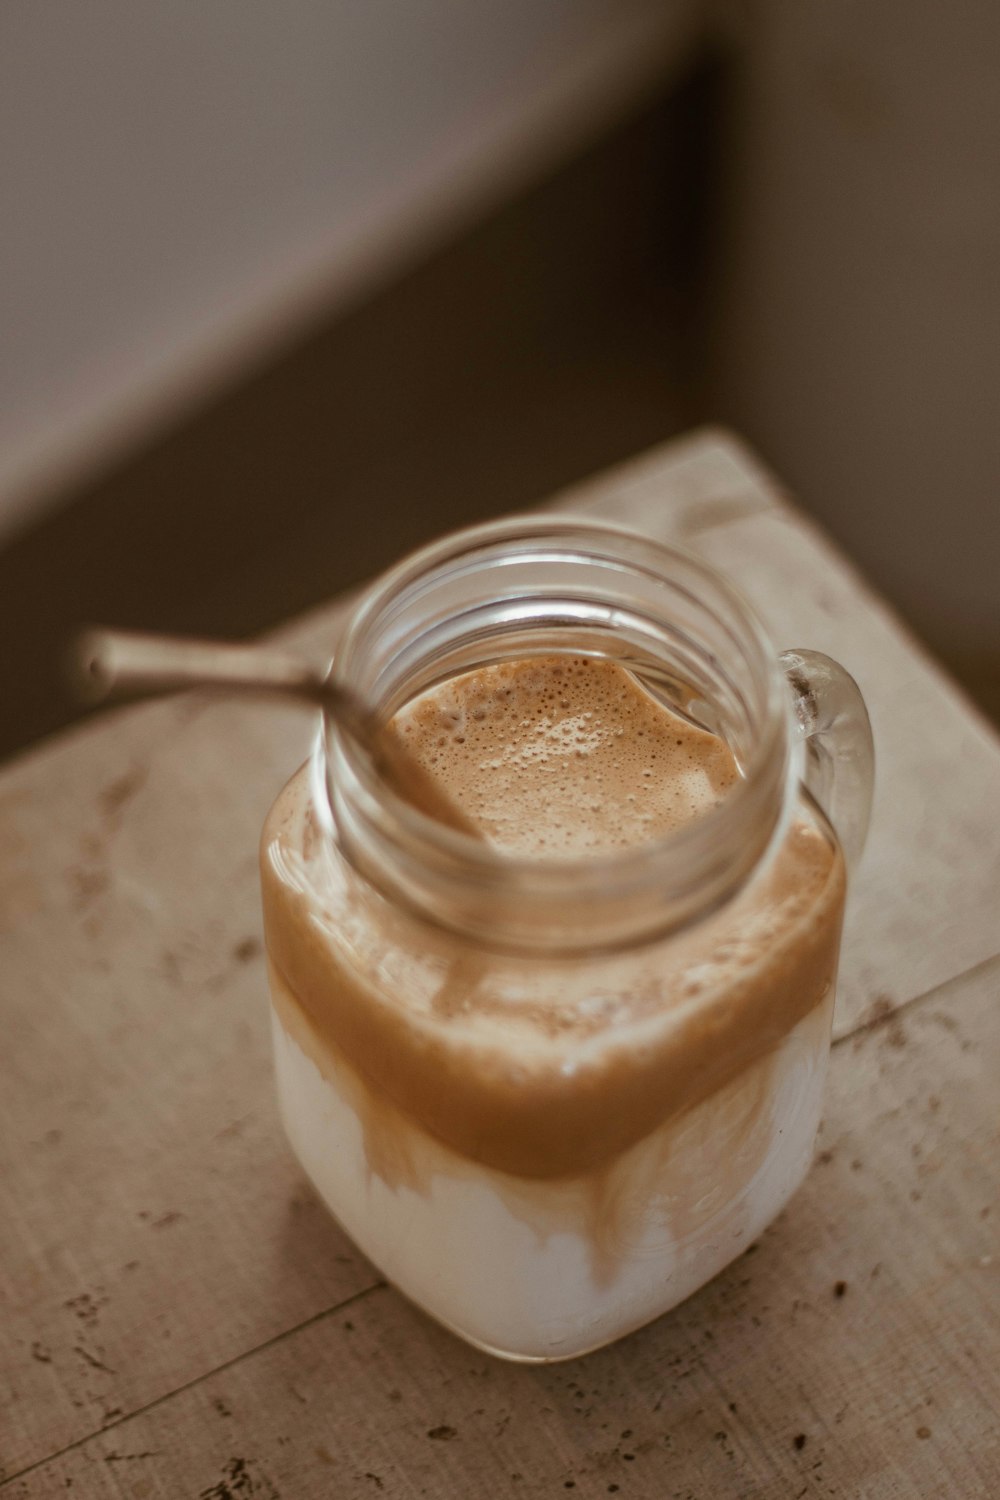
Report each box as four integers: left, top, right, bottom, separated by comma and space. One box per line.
260, 518, 873, 1361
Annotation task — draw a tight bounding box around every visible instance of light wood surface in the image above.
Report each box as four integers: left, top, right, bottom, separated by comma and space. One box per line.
2, 429, 998, 1496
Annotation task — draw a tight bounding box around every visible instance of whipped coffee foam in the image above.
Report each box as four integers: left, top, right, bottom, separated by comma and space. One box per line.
390, 656, 737, 855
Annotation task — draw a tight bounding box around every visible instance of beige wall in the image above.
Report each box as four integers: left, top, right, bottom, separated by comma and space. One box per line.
710, 0, 999, 663
0, 0, 696, 542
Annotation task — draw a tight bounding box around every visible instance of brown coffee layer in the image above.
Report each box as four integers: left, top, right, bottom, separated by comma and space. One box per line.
261, 657, 845, 1182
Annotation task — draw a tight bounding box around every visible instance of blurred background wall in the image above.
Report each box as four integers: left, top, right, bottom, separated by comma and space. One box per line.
707, 0, 1000, 718
0, 0, 996, 761
0, 0, 696, 539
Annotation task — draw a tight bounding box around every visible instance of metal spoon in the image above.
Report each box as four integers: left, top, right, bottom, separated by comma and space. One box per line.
75, 628, 479, 835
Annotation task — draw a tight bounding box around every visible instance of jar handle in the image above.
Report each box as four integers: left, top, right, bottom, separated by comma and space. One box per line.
779, 650, 875, 876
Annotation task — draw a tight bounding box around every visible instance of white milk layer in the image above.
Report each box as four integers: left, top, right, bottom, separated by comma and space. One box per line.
270, 977, 833, 1361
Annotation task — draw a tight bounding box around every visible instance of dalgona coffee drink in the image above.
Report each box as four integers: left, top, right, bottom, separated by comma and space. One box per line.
261, 655, 844, 1359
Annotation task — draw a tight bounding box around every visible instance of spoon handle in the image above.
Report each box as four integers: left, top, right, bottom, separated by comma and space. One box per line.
77, 628, 366, 724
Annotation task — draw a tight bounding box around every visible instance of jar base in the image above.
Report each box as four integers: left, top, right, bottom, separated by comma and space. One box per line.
269, 992, 832, 1362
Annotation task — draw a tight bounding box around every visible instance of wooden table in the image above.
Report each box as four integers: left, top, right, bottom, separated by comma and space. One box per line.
3, 430, 998, 1498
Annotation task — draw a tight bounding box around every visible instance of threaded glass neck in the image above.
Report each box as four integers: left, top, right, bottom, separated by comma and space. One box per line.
318, 517, 795, 954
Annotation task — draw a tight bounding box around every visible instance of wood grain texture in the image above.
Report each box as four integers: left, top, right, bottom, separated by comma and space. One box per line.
1, 429, 998, 1495
5, 959, 998, 1497
0, 686, 372, 1478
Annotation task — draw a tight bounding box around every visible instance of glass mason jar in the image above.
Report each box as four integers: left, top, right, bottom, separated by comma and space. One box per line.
260, 517, 874, 1362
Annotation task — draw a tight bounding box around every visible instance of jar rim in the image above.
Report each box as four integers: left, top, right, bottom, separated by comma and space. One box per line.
319, 514, 796, 952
